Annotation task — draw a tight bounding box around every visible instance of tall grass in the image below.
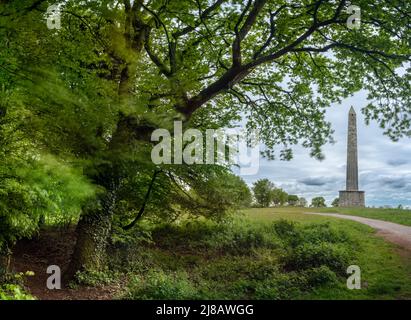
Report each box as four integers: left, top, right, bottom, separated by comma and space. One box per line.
120, 215, 373, 300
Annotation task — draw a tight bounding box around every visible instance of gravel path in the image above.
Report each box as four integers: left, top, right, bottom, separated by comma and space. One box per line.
307, 213, 411, 251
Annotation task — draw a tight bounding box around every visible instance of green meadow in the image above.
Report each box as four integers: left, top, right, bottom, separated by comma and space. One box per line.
113, 208, 411, 300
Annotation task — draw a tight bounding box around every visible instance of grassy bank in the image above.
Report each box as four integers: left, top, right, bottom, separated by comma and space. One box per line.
95, 208, 411, 300
243, 208, 411, 299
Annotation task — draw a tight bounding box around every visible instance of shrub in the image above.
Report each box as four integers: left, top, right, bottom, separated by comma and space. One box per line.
272, 220, 355, 276
0, 271, 35, 300
300, 223, 350, 244
198, 256, 279, 283
210, 222, 279, 254
114, 216, 359, 300
282, 242, 350, 275
272, 220, 302, 247
304, 266, 339, 287
111, 224, 153, 248
0, 284, 35, 300
273, 220, 351, 247
151, 220, 225, 249
124, 270, 197, 300
254, 272, 308, 300
150, 218, 280, 254
73, 269, 118, 287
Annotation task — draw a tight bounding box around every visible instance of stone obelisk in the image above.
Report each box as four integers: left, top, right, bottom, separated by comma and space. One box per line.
339, 107, 365, 207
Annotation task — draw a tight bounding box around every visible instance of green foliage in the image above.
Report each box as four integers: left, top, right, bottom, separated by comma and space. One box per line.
207, 221, 279, 254
125, 270, 197, 300
120, 215, 360, 300
332, 198, 340, 207
272, 219, 352, 275
0, 271, 35, 300
0, 154, 96, 251
176, 170, 253, 218
215, 174, 252, 209
272, 220, 303, 248
73, 269, 119, 288
253, 272, 309, 300
252, 179, 275, 207
287, 195, 299, 206
311, 197, 327, 208
299, 222, 351, 244
0, 284, 35, 300
303, 266, 339, 287
271, 188, 288, 207
111, 222, 153, 248
0, 88, 96, 252
251, 179, 289, 208
150, 218, 280, 255
282, 242, 350, 275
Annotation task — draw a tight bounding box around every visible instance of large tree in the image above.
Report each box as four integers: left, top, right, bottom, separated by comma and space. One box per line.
271, 187, 288, 206
311, 196, 327, 208
1, 0, 410, 276
252, 179, 275, 207
287, 195, 299, 206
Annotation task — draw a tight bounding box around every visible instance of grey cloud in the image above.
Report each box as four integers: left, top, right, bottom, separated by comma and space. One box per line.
361, 173, 411, 190
298, 176, 334, 186
379, 177, 408, 189
387, 159, 409, 166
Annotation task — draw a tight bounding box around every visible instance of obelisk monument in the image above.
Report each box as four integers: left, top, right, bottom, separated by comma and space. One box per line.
339, 107, 365, 207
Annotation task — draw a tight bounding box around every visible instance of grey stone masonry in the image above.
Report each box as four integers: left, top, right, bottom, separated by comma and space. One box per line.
339, 190, 365, 207
339, 107, 365, 207
346, 107, 358, 191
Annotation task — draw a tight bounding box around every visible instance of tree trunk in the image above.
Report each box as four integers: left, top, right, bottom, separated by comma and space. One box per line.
66, 184, 118, 280
65, 3, 152, 281
0, 247, 11, 281
0, 255, 6, 278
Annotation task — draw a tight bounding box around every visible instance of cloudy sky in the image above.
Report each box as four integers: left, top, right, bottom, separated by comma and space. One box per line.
237, 91, 411, 208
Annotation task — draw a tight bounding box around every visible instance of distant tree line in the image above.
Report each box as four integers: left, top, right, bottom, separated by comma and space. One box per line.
251, 179, 333, 208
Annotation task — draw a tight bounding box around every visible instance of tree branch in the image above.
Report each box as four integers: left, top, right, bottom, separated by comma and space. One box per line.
122, 170, 161, 230
172, 0, 226, 39
233, 0, 267, 66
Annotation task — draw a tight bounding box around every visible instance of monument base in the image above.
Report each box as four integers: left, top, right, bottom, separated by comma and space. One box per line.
339, 191, 365, 207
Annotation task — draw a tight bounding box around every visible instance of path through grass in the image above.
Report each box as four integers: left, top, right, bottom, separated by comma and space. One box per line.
243, 208, 411, 299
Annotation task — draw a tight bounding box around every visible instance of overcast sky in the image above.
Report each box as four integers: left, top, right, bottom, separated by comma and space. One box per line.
237, 91, 411, 208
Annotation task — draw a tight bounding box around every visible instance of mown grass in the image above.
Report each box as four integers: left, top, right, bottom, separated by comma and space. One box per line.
107, 208, 411, 300
306, 207, 411, 227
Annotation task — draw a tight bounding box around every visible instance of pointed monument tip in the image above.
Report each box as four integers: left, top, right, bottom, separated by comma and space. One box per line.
349, 106, 356, 114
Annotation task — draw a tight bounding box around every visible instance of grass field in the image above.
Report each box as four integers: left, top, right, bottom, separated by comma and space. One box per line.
96, 207, 411, 300
304, 207, 411, 227
243, 208, 411, 299
245, 207, 411, 226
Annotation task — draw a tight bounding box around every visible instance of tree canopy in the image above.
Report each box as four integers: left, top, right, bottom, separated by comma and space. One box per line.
311, 196, 327, 208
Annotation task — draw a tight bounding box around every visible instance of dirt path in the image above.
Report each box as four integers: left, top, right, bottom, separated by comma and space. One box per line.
308, 213, 411, 252
11, 229, 120, 300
